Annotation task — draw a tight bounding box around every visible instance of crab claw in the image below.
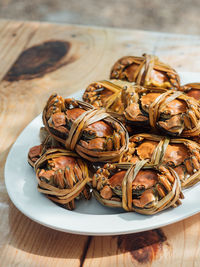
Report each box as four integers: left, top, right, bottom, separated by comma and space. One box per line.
132, 189, 157, 208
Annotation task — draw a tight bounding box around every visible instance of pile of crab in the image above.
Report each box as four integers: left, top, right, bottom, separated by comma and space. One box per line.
28, 53, 200, 215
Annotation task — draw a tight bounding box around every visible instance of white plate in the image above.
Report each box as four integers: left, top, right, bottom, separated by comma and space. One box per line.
5, 71, 200, 236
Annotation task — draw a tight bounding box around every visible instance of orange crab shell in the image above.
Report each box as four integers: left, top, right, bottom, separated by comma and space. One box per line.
121, 133, 200, 188
28, 145, 43, 167
135, 141, 189, 167
117, 61, 169, 85
181, 83, 200, 101
110, 54, 180, 89
99, 169, 158, 201
124, 88, 200, 137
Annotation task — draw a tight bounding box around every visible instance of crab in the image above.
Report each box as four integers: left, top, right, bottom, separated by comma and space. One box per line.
110, 54, 180, 89
82, 79, 140, 115
123, 87, 200, 137
181, 83, 200, 101
83, 80, 146, 135
92, 161, 183, 214
120, 133, 200, 188
43, 94, 129, 162
35, 149, 91, 210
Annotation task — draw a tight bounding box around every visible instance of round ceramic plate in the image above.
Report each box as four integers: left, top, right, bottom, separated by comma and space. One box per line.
5, 71, 200, 235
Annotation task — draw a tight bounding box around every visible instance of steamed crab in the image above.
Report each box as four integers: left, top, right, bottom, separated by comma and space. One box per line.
110, 54, 180, 89
82, 79, 140, 114
92, 161, 183, 214
123, 87, 200, 137
121, 133, 200, 188
43, 94, 128, 162
35, 149, 91, 210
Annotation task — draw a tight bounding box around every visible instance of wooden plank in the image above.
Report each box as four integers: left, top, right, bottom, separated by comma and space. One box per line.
0, 203, 89, 267
1, 20, 200, 266
83, 214, 200, 267
2, 21, 200, 99
0, 20, 89, 267
0, 20, 39, 80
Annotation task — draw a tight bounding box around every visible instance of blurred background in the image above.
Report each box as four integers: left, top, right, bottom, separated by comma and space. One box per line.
0, 0, 200, 34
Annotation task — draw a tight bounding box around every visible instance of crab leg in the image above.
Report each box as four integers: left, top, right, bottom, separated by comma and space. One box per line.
159, 166, 175, 183
156, 184, 166, 198
187, 110, 198, 126
158, 175, 172, 192
191, 156, 200, 170
184, 158, 194, 174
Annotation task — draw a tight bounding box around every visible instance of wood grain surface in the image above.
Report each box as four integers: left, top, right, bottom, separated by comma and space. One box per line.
1, 19, 200, 267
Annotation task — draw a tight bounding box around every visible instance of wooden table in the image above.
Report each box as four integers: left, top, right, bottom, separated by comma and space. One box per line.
1, 19, 200, 267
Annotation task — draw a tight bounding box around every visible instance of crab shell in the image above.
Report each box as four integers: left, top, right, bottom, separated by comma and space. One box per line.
120, 133, 200, 188
92, 161, 183, 215
43, 94, 129, 162
181, 83, 200, 101
124, 87, 200, 137
34, 148, 91, 210
110, 54, 180, 89
28, 144, 43, 167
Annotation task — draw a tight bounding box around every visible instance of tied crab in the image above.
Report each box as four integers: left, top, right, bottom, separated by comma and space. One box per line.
42, 94, 129, 162
83, 80, 145, 134
110, 54, 180, 89
123, 87, 200, 137
120, 133, 200, 188
35, 148, 91, 210
92, 160, 183, 215
82, 79, 140, 115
